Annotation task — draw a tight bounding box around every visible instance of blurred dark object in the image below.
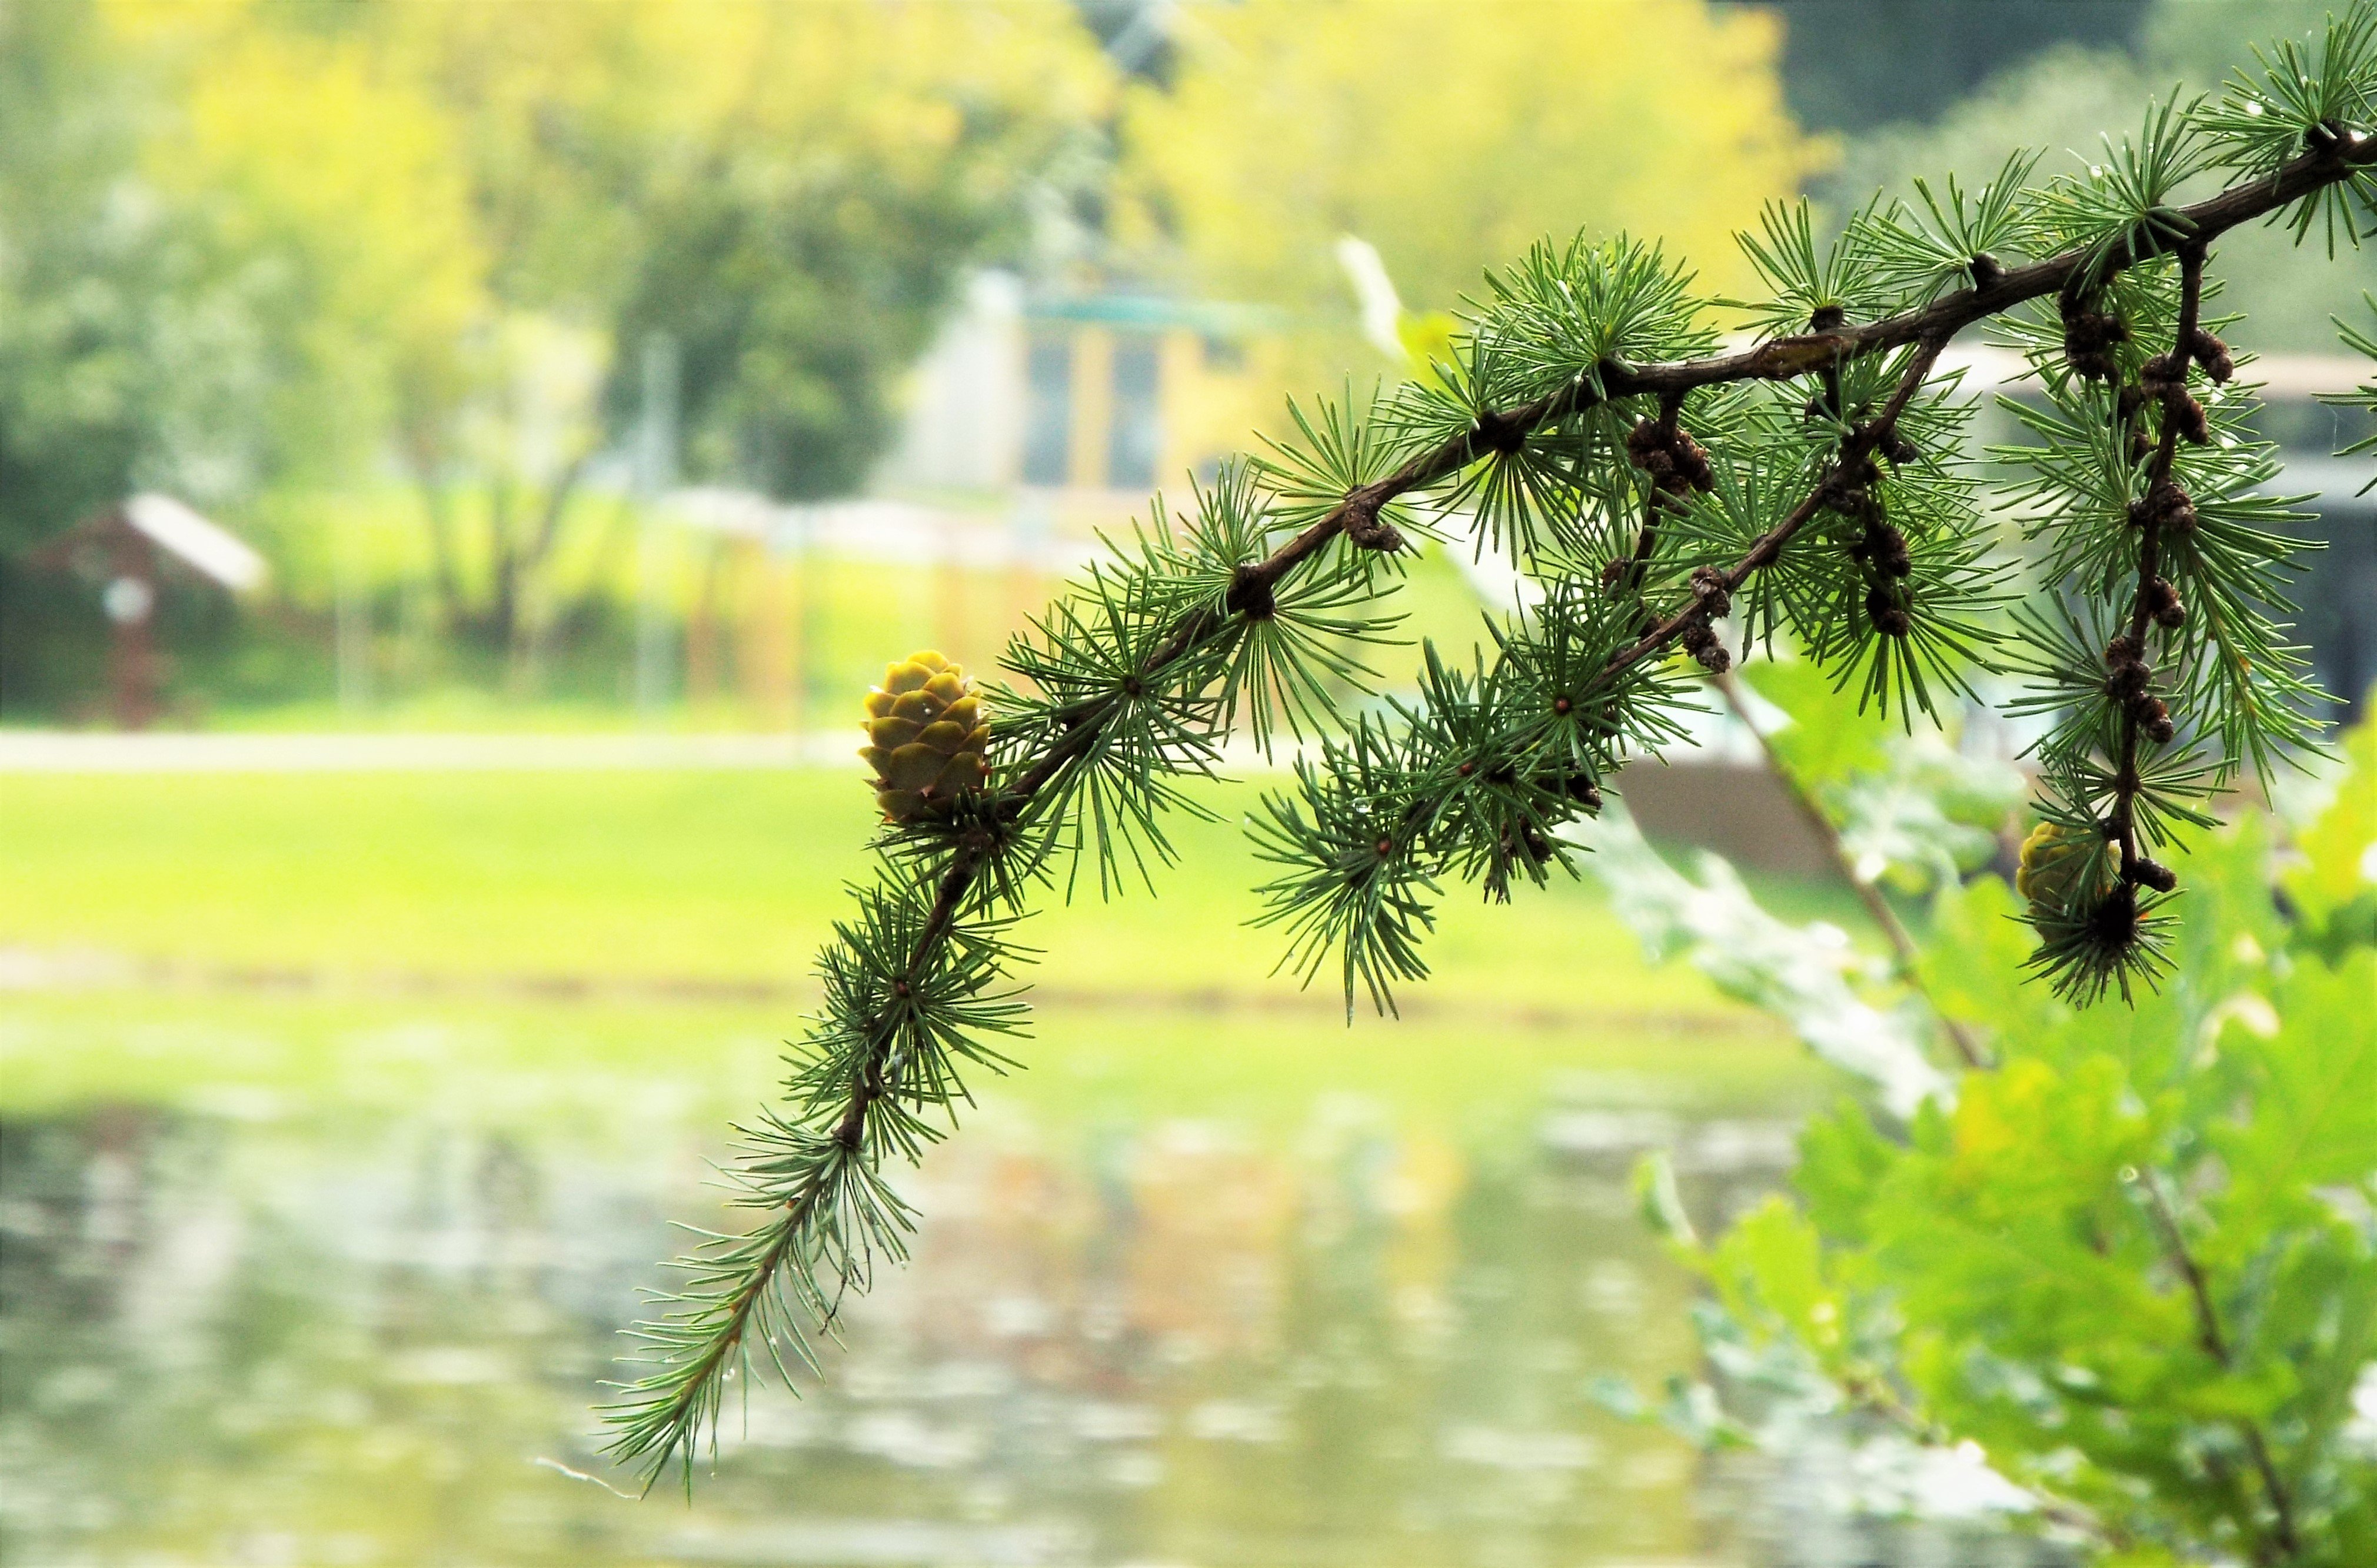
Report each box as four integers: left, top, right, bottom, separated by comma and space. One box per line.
1745, 0, 2148, 132
2287, 464, 2377, 727
1617, 760, 1836, 875
1072, 0, 1174, 82
18, 496, 266, 729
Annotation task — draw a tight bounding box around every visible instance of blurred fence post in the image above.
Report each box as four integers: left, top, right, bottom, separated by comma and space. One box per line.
741, 535, 793, 730
634, 332, 680, 724
1010, 495, 1049, 654
334, 507, 371, 715
937, 512, 964, 672
787, 510, 812, 738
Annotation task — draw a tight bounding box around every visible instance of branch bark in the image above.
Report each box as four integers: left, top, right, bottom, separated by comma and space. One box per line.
2103, 244, 2208, 896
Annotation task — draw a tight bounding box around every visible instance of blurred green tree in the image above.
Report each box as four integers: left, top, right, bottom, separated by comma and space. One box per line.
0, 0, 407, 707
1765, 0, 2149, 134
1, 0, 1114, 697
598, 4, 1111, 503
0, 0, 151, 708
1820, 0, 2377, 353
347, 0, 1113, 652
0, 0, 155, 558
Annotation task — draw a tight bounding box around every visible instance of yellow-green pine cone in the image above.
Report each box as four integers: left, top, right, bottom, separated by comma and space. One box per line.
2015, 820, 2105, 916
860, 650, 990, 822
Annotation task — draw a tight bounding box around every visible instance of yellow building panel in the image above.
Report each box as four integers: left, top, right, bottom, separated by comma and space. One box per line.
1156, 328, 1202, 484
1067, 327, 1113, 491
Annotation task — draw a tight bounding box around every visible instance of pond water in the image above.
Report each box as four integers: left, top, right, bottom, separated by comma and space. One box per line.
0, 990, 2062, 1567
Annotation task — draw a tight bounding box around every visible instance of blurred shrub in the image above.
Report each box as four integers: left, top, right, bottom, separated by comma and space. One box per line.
1614, 693, 2377, 1565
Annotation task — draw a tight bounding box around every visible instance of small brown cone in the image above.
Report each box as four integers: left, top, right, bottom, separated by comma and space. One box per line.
860, 650, 989, 822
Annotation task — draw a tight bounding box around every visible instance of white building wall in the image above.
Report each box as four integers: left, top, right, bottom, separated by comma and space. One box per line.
874, 270, 1027, 493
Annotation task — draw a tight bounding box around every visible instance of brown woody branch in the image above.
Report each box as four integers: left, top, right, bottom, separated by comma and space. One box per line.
648, 137, 2377, 1466
823, 131, 2377, 1303
2100, 244, 2208, 901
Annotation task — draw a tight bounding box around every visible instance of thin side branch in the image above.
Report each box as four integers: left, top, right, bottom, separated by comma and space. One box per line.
1710, 671, 1990, 1070
1833, 1369, 2129, 1553
2142, 1171, 2302, 1563
2106, 245, 2206, 888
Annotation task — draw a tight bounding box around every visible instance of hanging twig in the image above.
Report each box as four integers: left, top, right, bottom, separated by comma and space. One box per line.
2140, 1171, 2302, 1563
1710, 670, 1991, 1070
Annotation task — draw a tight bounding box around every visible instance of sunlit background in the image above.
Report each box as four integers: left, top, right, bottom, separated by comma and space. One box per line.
3, 2, 2372, 1564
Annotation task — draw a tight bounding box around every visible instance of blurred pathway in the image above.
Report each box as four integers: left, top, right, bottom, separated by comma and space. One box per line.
0, 727, 1309, 774
0, 730, 841, 772
0, 940, 1741, 1038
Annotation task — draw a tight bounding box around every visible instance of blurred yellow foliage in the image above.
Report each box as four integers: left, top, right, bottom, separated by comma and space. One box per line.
85, 0, 1109, 500
117, 12, 482, 480
66, 0, 1110, 614
1126, 0, 1827, 341
367, 0, 1111, 299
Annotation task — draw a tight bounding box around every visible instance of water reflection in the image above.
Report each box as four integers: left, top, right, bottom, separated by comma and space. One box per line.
0, 1002, 2059, 1566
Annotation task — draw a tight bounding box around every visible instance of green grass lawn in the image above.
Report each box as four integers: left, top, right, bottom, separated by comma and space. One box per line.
1, 765, 1860, 1026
